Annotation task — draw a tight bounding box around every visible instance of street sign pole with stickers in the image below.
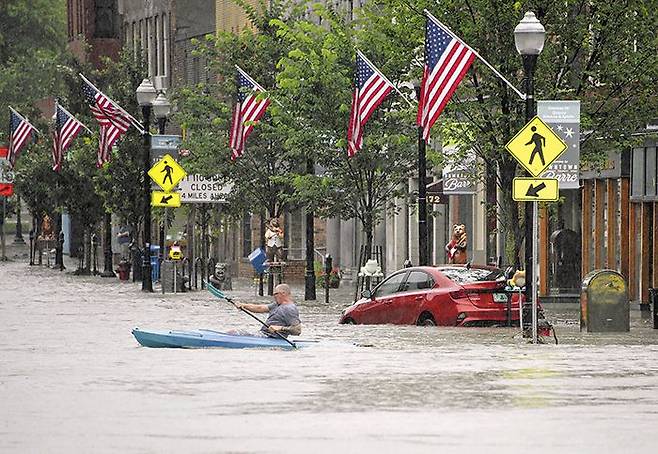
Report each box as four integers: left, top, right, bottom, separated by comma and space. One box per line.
505, 116, 567, 343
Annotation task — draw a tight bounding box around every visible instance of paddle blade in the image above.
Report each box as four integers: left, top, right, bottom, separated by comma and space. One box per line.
207, 282, 226, 299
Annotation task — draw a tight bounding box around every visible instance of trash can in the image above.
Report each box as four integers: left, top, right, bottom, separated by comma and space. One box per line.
580, 269, 629, 332
161, 260, 186, 293
150, 245, 160, 282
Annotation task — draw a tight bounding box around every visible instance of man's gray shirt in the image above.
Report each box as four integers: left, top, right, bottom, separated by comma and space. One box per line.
261, 303, 300, 337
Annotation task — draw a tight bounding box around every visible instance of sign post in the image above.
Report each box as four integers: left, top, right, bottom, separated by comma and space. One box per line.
506, 116, 567, 343
148, 153, 187, 273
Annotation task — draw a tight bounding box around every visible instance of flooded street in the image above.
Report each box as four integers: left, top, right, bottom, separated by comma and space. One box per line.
2, 260, 658, 453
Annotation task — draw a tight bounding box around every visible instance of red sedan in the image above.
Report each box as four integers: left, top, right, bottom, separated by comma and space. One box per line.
339, 265, 525, 327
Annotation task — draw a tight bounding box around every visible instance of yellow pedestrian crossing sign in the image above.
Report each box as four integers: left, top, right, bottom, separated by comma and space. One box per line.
512, 178, 559, 202
151, 191, 182, 207
505, 116, 567, 177
148, 154, 187, 192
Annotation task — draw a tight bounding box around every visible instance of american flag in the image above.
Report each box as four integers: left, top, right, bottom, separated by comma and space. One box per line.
82, 79, 132, 167
52, 103, 85, 172
417, 15, 475, 140
229, 67, 270, 160
8, 109, 36, 168
347, 52, 394, 157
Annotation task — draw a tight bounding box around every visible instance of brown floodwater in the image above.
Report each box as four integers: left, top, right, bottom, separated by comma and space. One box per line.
1, 260, 657, 453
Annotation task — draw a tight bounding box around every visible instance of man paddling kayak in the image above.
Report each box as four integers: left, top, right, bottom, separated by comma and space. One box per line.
234, 284, 302, 338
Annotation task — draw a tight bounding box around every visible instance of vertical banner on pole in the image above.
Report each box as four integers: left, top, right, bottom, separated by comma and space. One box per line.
537, 101, 580, 189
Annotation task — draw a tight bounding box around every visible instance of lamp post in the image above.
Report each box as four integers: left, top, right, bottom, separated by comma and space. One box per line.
13, 195, 25, 243
413, 82, 428, 266
152, 92, 171, 268
136, 78, 157, 292
514, 11, 546, 343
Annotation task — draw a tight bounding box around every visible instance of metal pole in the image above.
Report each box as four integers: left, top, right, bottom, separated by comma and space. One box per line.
305, 158, 316, 300
142, 105, 153, 292
522, 54, 537, 339
0, 196, 6, 261
532, 201, 538, 343
13, 194, 24, 243
100, 212, 115, 277
325, 254, 332, 305
415, 86, 428, 266
158, 116, 166, 281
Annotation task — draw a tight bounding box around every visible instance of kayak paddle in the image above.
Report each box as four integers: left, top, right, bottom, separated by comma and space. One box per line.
206, 282, 297, 349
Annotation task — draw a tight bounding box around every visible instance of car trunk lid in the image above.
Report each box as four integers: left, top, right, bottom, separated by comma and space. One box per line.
458, 282, 516, 308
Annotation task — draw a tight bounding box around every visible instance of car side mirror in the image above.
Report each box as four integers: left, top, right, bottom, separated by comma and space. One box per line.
361, 289, 373, 299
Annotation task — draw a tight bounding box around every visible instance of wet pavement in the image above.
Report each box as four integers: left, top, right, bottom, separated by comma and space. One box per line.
1, 250, 658, 453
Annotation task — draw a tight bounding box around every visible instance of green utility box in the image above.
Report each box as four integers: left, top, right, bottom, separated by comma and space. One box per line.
580, 269, 629, 332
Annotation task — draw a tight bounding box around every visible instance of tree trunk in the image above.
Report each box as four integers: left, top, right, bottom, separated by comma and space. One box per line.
82, 229, 91, 275
498, 159, 523, 267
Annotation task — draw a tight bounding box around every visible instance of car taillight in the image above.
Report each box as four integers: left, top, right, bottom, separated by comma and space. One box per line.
450, 289, 480, 300
450, 289, 469, 299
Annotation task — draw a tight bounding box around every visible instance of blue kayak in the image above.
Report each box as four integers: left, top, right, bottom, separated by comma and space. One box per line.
132, 328, 312, 349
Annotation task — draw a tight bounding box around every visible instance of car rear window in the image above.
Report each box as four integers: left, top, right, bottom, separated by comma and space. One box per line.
439, 267, 503, 284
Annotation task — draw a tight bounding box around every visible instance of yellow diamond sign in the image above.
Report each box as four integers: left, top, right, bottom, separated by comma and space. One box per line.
505, 116, 567, 177
151, 191, 181, 207
148, 154, 187, 192
512, 178, 559, 202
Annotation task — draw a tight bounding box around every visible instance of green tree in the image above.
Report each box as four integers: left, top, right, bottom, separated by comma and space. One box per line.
173, 0, 304, 224
0, 0, 66, 144
359, 0, 658, 263
273, 4, 417, 256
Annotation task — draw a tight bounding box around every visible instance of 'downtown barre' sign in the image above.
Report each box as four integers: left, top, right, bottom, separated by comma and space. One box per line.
176, 175, 233, 203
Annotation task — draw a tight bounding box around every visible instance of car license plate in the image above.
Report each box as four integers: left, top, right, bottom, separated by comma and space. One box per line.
493, 293, 508, 303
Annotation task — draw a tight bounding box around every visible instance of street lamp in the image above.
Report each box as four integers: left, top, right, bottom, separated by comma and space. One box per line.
136, 78, 157, 292
413, 81, 428, 266
152, 91, 171, 268
152, 92, 171, 135
514, 11, 546, 343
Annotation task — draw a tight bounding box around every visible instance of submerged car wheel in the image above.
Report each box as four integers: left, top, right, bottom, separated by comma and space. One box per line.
416, 313, 436, 326
342, 317, 356, 325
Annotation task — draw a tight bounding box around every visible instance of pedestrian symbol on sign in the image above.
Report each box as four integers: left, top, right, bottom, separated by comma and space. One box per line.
161, 160, 174, 185
505, 116, 567, 177
526, 126, 546, 166
148, 153, 187, 192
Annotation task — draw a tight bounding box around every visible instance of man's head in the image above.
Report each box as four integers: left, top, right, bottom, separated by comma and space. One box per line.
273, 283, 292, 303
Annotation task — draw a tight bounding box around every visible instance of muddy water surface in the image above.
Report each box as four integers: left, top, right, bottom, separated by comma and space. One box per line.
1, 261, 657, 453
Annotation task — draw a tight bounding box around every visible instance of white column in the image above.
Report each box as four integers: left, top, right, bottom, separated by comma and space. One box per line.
147, 17, 153, 78
374, 215, 386, 271
432, 204, 448, 264
163, 13, 170, 83
339, 218, 356, 272
326, 217, 341, 267
408, 177, 419, 265
155, 14, 161, 77
473, 184, 487, 264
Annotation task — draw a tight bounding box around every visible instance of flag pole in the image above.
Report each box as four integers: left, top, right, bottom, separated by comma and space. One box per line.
233, 65, 283, 109
9, 106, 43, 136
424, 10, 526, 101
56, 102, 93, 135
356, 50, 415, 108
79, 73, 146, 134
235, 65, 267, 92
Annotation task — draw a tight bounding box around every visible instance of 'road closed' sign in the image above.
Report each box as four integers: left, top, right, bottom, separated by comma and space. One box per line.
176, 175, 233, 204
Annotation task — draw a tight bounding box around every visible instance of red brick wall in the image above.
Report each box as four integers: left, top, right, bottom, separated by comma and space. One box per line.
237, 259, 309, 283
